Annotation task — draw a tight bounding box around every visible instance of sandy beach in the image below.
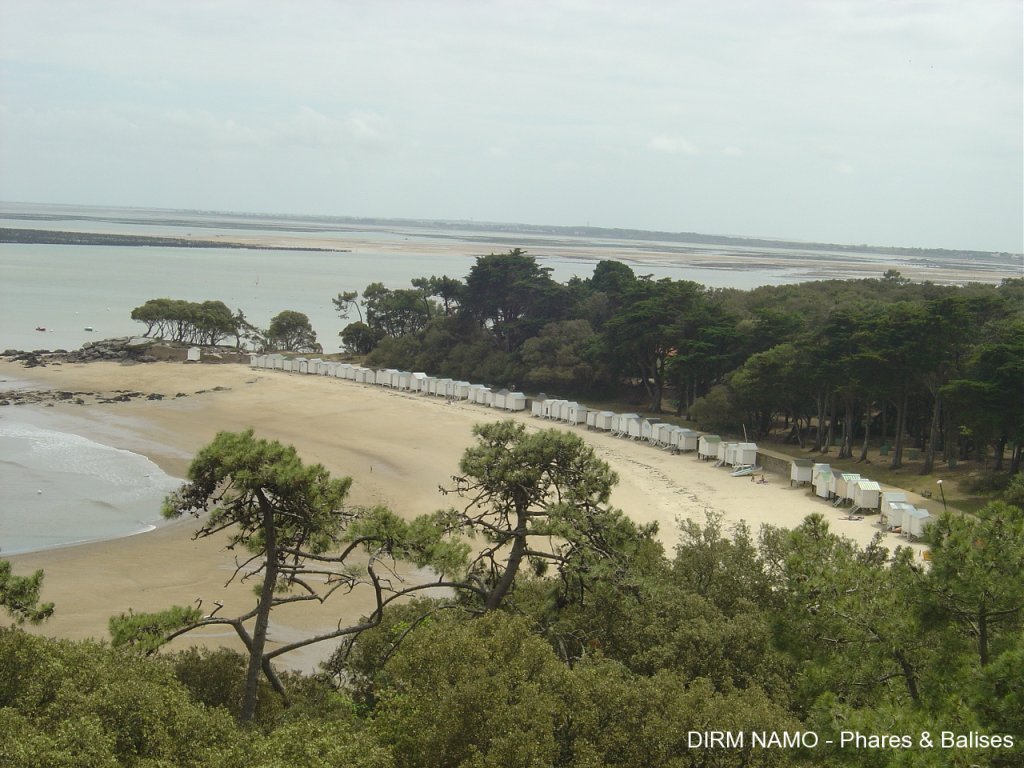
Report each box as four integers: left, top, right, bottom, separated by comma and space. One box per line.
1, 359, 929, 671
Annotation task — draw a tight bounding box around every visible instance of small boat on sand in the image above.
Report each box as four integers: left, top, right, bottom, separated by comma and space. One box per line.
730, 465, 761, 477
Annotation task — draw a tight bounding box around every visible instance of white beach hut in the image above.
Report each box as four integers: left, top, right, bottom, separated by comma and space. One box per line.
585, 410, 598, 429
609, 413, 635, 437
531, 394, 547, 418
492, 389, 509, 410
698, 435, 721, 460
454, 381, 471, 400
594, 411, 616, 431
293, 358, 307, 374
466, 383, 486, 403
566, 402, 588, 424
305, 358, 322, 374
267, 354, 284, 370
506, 392, 527, 411
355, 367, 373, 384
717, 441, 733, 465
834, 473, 862, 503
904, 508, 933, 540
880, 491, 908, 525
813, 466, 833, 499
187, 347, 202, 362
542, 399, 561, 419
790, 459, 814, 487
885, 502, 916, 531
654, 423, 675, 447
410, 372, 428, 392
641, 418, 663, 442
624, 414, 643, 439
852, 479, 882, 511
676, 429, 699, 452
734, 443, 759, 467
436, 378, 454, 398
249, 353, 259, 368
395, 371, 412, 390
281, 358, 295, 372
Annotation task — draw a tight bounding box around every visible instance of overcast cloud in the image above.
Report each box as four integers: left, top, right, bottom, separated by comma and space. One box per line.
1, 0, 1020, 251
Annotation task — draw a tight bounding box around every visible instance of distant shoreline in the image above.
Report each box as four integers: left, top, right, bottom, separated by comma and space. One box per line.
0, 227, 350, 253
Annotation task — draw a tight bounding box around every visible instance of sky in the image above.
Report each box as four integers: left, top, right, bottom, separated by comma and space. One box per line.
0, 0, 1021, 252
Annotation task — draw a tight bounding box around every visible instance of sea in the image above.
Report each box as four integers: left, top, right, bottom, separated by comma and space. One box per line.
0, 202, 1017, 554
0, 378, 181, 555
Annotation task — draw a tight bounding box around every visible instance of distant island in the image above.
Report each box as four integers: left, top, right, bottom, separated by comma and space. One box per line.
0, 228, 349, 253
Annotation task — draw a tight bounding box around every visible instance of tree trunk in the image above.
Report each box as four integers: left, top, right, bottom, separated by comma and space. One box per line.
858, 401, 872, 462
242, 495, 279, 722
890, 388, 908, 469
838, 399, 855, 459
824, 396, 837, 455
813, 393, 826, 452
978, 607, 989, 668
484, 509, 528, 612
921, 391, 941, 475
893, 649, 921, 705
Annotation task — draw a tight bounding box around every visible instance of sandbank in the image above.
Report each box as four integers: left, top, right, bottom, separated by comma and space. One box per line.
1, 360, 928, 670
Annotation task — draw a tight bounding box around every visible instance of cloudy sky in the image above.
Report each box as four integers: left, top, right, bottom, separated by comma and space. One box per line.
1, 0, 1020, 252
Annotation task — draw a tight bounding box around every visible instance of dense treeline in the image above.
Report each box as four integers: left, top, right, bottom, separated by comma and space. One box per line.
3, 466, 1022, 767
342, 252, 1023, 473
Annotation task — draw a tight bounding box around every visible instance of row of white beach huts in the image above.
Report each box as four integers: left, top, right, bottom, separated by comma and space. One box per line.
249, 354, 933, 539
788, 459, 932, 539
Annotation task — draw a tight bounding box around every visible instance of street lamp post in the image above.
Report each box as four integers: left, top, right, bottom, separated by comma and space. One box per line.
936, 479, 947, 513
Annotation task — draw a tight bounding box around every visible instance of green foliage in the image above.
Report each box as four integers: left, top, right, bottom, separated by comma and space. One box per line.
340, 320, 380, 354
0, 560, 54, 624
462, 249, 567, 352
446, 420, 656, 612
923, 503, 1024, 667
130, 298, 238, 345
108, 605, 202, 654
266, 309, 318, 352
372, 611, 572, 768
519, 319, 598, 392
0, 628, 240, 767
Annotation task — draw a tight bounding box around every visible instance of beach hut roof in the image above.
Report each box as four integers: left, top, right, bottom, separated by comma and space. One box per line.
855, 479, 882, 491
792, 458, 814, 468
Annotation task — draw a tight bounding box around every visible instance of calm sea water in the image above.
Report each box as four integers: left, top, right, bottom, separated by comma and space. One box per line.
0, 203, 821, 353
0, 417, 179, 556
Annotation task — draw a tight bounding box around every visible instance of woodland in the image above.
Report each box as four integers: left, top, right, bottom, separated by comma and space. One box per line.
2, 425, 1022, 767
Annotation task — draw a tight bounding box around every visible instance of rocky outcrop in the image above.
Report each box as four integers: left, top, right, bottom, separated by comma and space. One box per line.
1, 338, 246, 367
1, 337, 159, 367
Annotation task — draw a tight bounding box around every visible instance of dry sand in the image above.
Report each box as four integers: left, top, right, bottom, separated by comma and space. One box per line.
1, 360, 927, 670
